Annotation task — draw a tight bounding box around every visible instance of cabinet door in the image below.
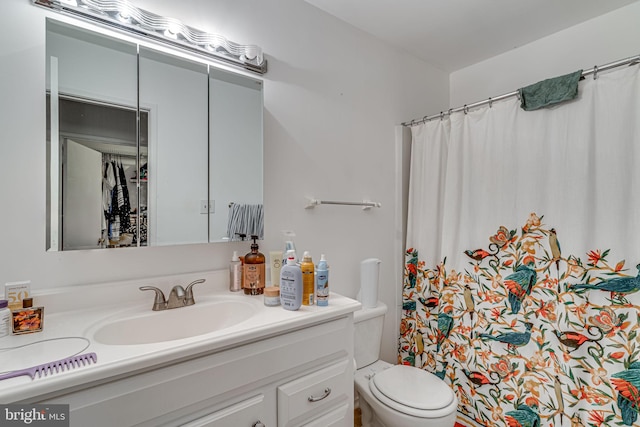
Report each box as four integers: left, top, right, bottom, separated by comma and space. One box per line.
62, 139, 103, 250
181, 394, 267, 427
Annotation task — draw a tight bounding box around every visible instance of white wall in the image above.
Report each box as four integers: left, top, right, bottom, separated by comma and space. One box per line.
450, 2, 640, 106
0, 0, 447, 363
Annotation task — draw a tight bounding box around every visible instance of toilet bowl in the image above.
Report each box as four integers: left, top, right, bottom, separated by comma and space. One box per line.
354, 302, 458, 427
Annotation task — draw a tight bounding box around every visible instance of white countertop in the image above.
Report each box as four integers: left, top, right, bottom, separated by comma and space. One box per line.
0, 270, 360, 403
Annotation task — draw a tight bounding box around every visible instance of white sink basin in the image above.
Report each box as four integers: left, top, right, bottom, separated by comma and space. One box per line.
93, 299, 256, 345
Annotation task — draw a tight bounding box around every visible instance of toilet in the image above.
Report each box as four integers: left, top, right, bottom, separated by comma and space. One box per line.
353, 302, 458, 427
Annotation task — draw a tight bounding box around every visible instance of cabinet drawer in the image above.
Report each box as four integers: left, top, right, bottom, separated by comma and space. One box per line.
302, 403, 350, 427
277, 359, 350, 427
181, 394, 267, 427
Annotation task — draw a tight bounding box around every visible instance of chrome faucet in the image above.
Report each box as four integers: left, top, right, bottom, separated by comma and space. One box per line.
140, 279, 205, 311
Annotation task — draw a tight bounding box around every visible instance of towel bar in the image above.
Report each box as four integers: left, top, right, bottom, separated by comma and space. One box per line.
305, 197, 381, 210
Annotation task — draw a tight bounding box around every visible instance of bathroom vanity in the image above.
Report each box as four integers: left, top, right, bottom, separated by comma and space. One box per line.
0, 270, 359, 427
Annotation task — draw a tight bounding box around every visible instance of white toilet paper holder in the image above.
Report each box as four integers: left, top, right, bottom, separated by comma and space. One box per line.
359, 258, 381, 309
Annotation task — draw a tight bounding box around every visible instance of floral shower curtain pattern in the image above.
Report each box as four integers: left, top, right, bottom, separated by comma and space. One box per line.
400, 65, 640, 427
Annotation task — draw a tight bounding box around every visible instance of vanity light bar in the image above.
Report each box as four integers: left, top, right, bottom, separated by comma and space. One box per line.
34, 0, 267, 74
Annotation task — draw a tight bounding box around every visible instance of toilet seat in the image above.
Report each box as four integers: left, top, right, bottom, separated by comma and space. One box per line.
369, 365, 456, 418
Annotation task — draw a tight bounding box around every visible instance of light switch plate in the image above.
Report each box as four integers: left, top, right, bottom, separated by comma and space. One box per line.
200, 200, 215, 214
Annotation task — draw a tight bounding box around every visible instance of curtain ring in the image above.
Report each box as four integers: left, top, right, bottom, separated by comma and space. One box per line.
593, 65, 598, 80
410, 119, 416, 126
423, 115, 428, 123
448, 108, 453, 116
463, 105, 469, 115
488, 97, 493, 108
440, 111, 444, 121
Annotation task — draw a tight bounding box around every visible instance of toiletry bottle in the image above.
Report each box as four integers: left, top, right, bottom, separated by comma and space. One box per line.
269, 250, 283, 287
280, 251, 302, 310
12, 297, 44, 334
229, 251, 242, 292
282, 230, 297, 259
243, 235, 266, 295
316, 254, 329, 306
0, 300, 10, 338
300, 251, 315, 306
284, 240, 297, 261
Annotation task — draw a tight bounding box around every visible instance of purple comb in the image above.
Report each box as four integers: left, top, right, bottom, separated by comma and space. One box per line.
0, 352, 97, 381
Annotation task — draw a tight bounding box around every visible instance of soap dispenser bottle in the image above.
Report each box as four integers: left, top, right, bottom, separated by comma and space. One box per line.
243, 235, 266, 295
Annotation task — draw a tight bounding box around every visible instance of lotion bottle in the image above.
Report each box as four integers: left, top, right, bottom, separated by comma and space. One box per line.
280, 251, 302, 310
243, 235, 266, 295
229, 251, 242, 292
315, 254, 329, 306
269, 251, 283, 286
300, 251, 315, 306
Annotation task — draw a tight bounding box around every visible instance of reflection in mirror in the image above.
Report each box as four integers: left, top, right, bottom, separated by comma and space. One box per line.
139, 47, 209, 246
52, 98, 149, 250
209, 69, 263, 242
46, 20, 139, 251
45, 19, 264, 250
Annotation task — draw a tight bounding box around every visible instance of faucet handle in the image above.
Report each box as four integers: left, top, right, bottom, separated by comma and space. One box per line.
139, 286, 166, 311
184, 279, 205, 306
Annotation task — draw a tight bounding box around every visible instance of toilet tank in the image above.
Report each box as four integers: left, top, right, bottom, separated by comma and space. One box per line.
353, 302, 387, 369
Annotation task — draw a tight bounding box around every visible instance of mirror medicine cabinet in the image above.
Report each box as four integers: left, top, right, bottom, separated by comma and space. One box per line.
45, 19, 263, 251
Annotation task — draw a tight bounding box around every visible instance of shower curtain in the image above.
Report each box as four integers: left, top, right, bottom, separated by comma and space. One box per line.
400, 64, 640, 427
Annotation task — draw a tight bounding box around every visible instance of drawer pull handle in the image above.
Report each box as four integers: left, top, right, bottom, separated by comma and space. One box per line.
308, 387, 331, 402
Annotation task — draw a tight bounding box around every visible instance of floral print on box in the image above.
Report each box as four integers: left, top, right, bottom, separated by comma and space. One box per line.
399, 213, 640, 427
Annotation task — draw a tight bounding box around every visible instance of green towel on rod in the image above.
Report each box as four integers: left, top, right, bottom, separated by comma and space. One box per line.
518, 69, 583, 111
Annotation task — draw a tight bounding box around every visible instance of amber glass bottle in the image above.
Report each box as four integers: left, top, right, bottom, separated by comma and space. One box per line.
243, 235, 266, 295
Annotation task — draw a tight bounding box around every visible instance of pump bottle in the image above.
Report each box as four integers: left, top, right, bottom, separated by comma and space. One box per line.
243, 235, 266, 295
280, 251, 302, 310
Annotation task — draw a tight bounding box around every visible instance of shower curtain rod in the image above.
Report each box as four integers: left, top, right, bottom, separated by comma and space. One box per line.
401, 54, 640, 127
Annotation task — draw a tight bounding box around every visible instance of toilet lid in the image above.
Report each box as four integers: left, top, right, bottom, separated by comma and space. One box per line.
371, 365, 455, 411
